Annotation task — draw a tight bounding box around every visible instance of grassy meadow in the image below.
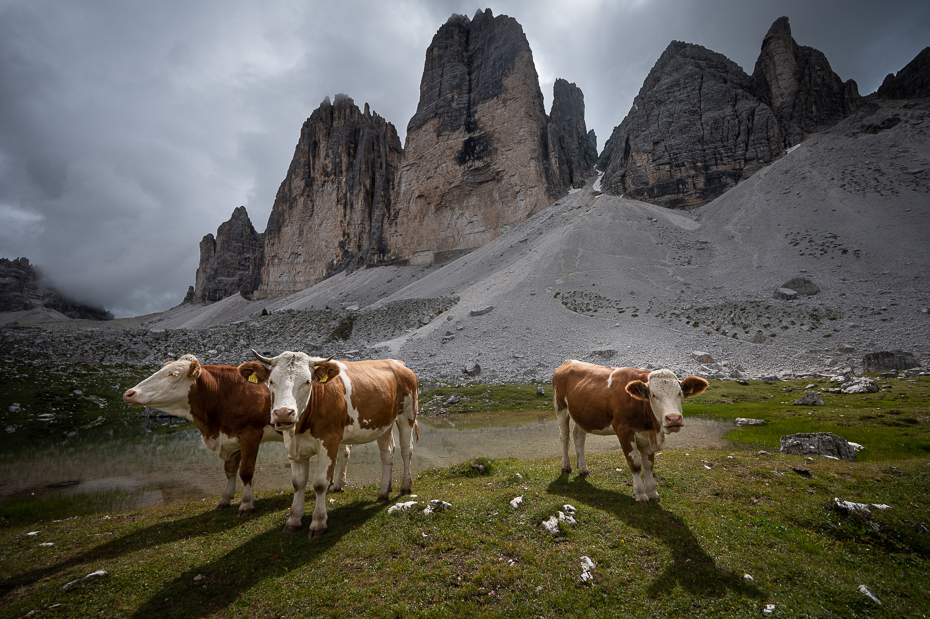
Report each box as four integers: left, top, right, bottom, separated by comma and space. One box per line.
1, 373, 928, 617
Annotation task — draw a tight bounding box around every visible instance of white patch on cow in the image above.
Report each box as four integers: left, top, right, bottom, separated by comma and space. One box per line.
201, 432, 240, 460
645, 369, 686, 432
336, 361, 360, 426
607, 367, 620, 388
123, 358, 197, 420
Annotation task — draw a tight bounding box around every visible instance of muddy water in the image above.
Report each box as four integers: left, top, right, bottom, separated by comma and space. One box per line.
0, 410, 731, 509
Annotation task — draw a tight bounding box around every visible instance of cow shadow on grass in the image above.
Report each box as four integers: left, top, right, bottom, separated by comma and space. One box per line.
547, 474, 763, 600
0, 494, 294, 597
129, 499, 385, 619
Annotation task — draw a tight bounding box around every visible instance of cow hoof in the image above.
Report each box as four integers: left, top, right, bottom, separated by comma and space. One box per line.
377, 493, 390, 501
400, 487, 412, 496
238, 508, 254, 517
634, 495, 650, 503
215, 503, 231, 510
578, 470, 589, 478
330, 486, 345, 493
308, 527, 327, 539
282, 525, 301, 534
561, 467, 572, 474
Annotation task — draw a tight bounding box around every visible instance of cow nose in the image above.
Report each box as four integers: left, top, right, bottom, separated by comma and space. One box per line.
664, 413, 683, 426
123, 390, 136, 403
272, 408, 296, 423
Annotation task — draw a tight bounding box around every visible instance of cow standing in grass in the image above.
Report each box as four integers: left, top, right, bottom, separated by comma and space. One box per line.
552, 360, 708, 502
238, 350, 419, 538
123, 355, 279, 515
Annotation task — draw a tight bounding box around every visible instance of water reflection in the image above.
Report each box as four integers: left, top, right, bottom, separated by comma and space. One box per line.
0, 408, 730, 509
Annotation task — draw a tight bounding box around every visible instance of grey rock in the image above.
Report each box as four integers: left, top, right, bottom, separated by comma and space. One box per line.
862, 350, 919, 372
781, 277, 819, 296
774, 288, 798, 300
463, 363, 481, 377
735, 418, 766, 426
470, 306, 495, 317
841, 377, 879, 394
779, 432, 857, 461
692, 351, 715, 364
0, 257, 112, 320
793, 392, 824, 406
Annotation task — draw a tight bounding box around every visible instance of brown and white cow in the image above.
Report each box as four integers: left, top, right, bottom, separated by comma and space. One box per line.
238, 350, 419, 538
552, 360, 708, 502
123, 355, 280, 516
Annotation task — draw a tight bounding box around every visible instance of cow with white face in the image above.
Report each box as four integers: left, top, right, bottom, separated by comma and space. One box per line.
552, 360, 708, 502
123, 355, 279, 515
238, 349, 419, 538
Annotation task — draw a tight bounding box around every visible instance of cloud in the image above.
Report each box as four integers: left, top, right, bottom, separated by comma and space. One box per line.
0, 0, 927, 317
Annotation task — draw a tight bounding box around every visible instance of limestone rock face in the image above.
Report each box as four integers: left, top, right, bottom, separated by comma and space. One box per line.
597, 41, 780, 209
548, 79, 597, 190
598, 17, 860, 210
386, 10, 564, 265
878, 47, 930, 99
751, 16, 861, 146
187, 206, 264, 304
0, 257, 112, 320
255, 95, 403, 298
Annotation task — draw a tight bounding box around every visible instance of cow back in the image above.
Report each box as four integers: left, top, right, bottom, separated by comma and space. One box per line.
553, 361, 658, 434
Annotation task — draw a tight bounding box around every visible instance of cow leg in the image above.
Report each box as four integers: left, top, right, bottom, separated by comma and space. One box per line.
397, 393, 417, 494
331, 445, 351, 492
642, 450, 659, 501
556, 406, 572, 473
284, 458, 310, 533
236, 433, 261, 517
572, 422, 590, 476
623, 442, 649, 503
217, 452, 241, 509
376, 430, 395, 500
308, 447, 338, 539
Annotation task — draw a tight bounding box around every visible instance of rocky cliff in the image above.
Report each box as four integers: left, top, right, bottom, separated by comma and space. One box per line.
253, 94, 403, 298
385, 10, 587, 265
597, 41, 780, 209
185, 206, 264, 304
598, 16, 860, 209
751, 16, 860, 146
0, 257, 113, 320
548, 79, 598, 190
878, 46, 930, 99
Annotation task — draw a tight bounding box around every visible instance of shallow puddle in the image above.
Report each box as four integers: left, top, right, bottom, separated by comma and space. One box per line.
0, 408, 731, 509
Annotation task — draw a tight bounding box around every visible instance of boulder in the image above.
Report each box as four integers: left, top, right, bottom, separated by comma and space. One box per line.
774, 288, 798, 300
793, 392, 824, 406
841, 377, 879, 394
780, 277, 819, 296
862, 351, 919, 372
779, 432, 857, 461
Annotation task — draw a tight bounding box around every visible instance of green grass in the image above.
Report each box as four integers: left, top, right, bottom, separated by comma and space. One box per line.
685, 376, 930, 460
1, 373, 929, 617
1, 454, 927, 618
420, 383, 553, 414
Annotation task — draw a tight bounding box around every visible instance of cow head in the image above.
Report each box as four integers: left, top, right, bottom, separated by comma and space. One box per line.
122, 354, 202, 408
625, 369, 708, 433
238, 350, 336, 432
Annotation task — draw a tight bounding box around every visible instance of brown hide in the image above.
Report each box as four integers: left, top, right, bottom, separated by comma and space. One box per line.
553, 361, 661, 437
296, 359, 418, 441
187, 365, 272, 441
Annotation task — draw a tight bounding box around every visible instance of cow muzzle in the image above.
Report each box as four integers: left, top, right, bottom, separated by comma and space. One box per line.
122, 390, 141, 406
663, 413, 684, 432
272, 408, 297, 431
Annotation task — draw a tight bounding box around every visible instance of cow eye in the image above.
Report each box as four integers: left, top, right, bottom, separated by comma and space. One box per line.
168, 371, 179, 378
269, 380, 275, 387
305, 379, 312, 385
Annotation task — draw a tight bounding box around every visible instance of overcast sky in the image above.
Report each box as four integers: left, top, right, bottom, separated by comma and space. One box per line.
1, 0, 927, 318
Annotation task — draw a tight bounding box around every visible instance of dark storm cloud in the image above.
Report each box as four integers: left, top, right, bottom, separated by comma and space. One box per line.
1, 0, 926, 317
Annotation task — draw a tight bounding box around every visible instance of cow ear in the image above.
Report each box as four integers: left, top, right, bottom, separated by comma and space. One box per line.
238, 361, 270, 384
626, 380, 649, 401
680, 376, 709, 398
313, 361, 341, 384
186, 358, 202, 379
